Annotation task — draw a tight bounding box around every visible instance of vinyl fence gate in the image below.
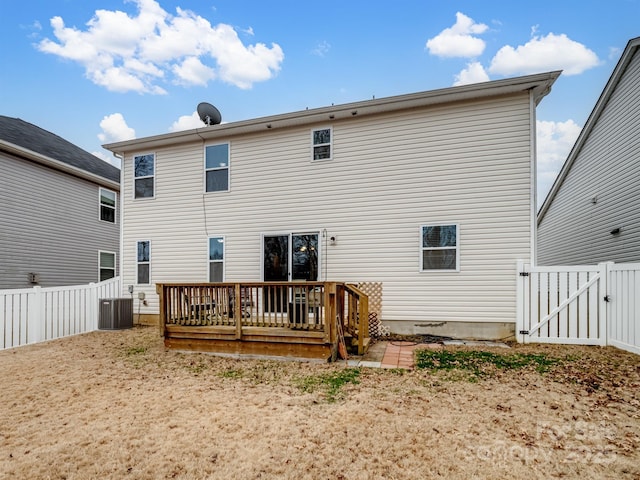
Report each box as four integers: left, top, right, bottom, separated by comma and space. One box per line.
517, 261, 640, 355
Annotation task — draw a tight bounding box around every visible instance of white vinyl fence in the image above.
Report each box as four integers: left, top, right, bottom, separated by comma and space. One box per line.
517, 262, 640, 355
0, 277, 121, 350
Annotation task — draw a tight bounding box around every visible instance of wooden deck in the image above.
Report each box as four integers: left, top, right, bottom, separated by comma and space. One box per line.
156, 282, 369, 361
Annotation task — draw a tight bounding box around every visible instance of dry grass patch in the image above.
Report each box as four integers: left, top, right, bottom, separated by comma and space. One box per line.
0, 326, 639, 479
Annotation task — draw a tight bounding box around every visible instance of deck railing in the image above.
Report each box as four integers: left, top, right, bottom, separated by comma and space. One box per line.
156, 281, 369, 356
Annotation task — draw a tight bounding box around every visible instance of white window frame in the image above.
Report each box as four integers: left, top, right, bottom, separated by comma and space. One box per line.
98, 250, 116, 281
208, 235, 225, 282
311, 127, 332, 161
133, 153, 155, 199
420, 223, 459, 272
99, 187, 117, 223
136, 240, 151, 285
204, 142, 230, 193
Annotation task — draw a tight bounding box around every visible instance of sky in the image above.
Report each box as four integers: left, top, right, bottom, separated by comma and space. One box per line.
1, 0, 639, 206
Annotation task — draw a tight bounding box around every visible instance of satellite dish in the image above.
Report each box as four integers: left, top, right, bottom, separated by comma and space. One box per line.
197, 102, 222, 126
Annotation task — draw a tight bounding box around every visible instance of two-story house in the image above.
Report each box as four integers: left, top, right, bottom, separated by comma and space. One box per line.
0, 116, 120, 288
104, 71, 559, 340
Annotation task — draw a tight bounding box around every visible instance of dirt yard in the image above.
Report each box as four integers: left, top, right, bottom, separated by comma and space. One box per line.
1, 326, 639, 480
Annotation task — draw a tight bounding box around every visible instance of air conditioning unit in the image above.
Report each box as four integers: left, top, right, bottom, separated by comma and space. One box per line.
98, 298, 133, 330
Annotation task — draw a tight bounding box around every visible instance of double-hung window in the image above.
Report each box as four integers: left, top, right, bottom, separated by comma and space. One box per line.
134, 154, 155, 198
137, 241, 150, 284
209, 236, 224, 281
312, 127, 332, 161
205, 143, 229, 192
99, 251, 116, 281
99, 188, 116, 223
421, 224, 459, 271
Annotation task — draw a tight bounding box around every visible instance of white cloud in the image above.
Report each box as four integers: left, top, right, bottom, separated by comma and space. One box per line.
168, 111, 203, 132
97, 113, 136, 144
37, 0, 284, 93
453, 62, 490, 86
426, 12, 488, 58
312, 41, 331, 57
489, 33, 599, 76
536, 119, 582, 204
172, 56, 216, 86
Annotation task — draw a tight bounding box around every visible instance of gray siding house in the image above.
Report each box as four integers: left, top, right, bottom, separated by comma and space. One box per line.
538, 37, 640, 265
105, 72, 558, 339
0, 116, 120, 288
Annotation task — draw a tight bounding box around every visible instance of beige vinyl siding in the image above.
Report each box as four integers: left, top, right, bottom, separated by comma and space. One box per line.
0, 153, 119, 289
123, 93, 533, 325
538, 49, 640, 265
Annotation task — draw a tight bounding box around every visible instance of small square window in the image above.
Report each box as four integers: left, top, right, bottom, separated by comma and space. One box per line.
421, 224, 459, 271
312, 128, 332, 161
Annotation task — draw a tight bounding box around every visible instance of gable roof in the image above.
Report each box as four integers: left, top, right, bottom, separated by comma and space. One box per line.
538, 37, 640, 223
104, 71, 560, 154
0, 116, 120, 189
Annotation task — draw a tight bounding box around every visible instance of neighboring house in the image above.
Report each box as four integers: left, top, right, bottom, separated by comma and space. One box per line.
538, 37, 640, 266
0, 116, 120, 289
104, 71, 559, 339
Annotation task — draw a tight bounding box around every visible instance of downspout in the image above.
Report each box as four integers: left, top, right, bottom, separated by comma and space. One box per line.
112, 151, 125, 295
529, 90, 538, 266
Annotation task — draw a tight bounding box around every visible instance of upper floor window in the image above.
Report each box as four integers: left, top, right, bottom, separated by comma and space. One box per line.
99, 251, 116, 281
421, 224, 459, 271
205, 143, 229, 192
99, 188, 116, 223
209, 236, 224, 281
312, 128, 332, 161
134, 154, 155, 198
137, 240, 150, 284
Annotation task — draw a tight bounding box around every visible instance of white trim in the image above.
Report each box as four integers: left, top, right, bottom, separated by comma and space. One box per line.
98, 250, 116, 281
204, 141, 230, 193
208, 235, 225, 282
419, 223, 460, 272
136, 240, 151, 285
99, 187, 117, 223
133, 152, 156, 200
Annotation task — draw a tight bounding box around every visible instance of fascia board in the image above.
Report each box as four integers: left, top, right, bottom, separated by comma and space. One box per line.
104, 71, 560, 155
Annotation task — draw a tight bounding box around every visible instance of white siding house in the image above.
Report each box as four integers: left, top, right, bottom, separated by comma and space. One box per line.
105, 72, 559, 339
538, 37, 640, 266
0, 117, 120, 289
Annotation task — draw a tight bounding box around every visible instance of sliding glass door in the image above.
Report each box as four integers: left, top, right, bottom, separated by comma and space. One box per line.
263, 232, 319, 313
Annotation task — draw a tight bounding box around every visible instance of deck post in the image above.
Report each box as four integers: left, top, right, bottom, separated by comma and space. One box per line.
234, 283, 242, 340
156, 283, 166, 337
326, 283, 336, 345
358, 293, 368, 355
